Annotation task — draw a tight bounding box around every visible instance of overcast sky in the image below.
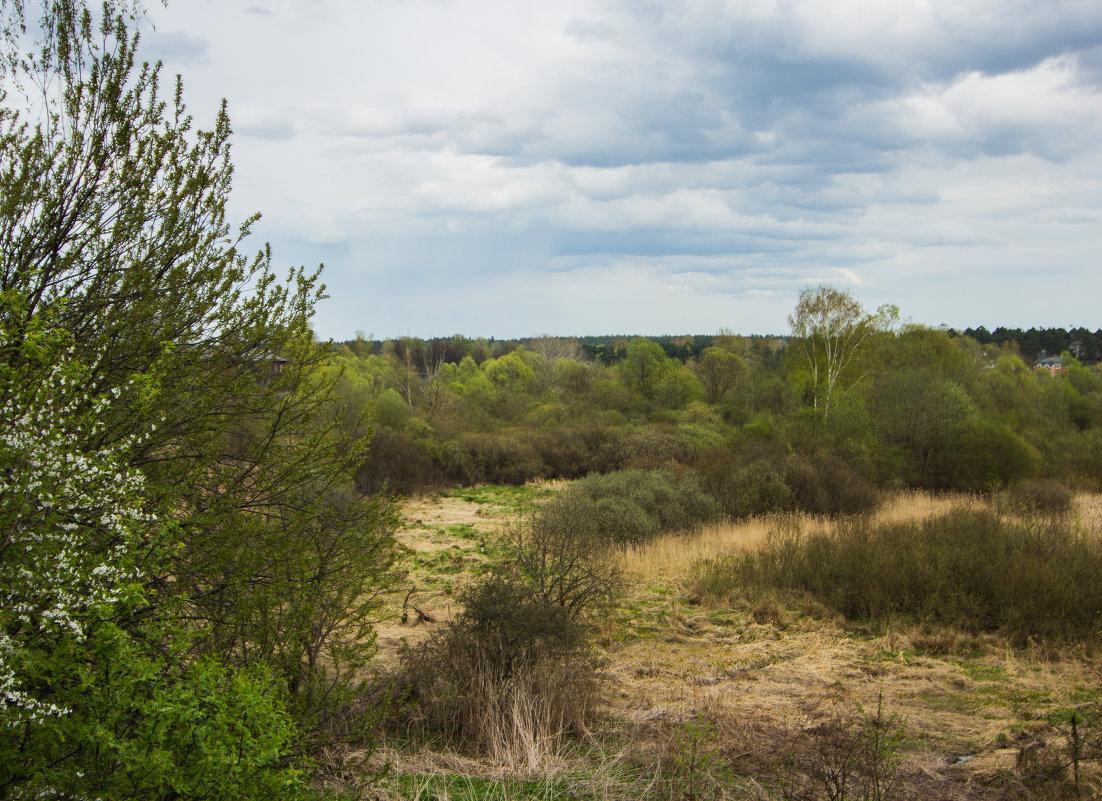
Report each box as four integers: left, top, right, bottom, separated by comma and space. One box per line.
140, 0, 1102, 340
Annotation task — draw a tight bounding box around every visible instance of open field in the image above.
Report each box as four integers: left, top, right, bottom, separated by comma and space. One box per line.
360, 488, 1102, 800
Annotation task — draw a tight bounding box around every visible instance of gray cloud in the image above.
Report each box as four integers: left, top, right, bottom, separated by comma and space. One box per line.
143, 0, 1102, 338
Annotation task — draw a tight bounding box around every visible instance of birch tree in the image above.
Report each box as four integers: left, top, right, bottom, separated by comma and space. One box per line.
788, 286, 898, 419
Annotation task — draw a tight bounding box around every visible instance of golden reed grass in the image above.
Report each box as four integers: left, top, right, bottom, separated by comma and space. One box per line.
616, 491, 1043, 584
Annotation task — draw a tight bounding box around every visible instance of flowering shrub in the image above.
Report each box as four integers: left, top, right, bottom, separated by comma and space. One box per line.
0, 298, 304, 799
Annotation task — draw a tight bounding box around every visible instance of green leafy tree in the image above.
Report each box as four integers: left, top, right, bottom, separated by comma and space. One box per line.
1, 0, 397, 747
788, 286, 898, 419
690, 345, 746, 405
619, 337, 673, 402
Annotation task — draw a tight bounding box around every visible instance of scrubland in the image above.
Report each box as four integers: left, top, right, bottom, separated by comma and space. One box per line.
342, 487, 1102, 801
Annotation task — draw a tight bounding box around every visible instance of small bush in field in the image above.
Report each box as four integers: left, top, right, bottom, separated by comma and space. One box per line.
513, 504, 623, 618
616, 428, 697, 469
785, 455, 880, 516
400, 573, 603, 764
694, 447, 878, 519
927, 419, 1041, 492
1003, 478, 1074, 517
534, 425, 622, 479
695, 508, 1102, 644
439, 431, 546, 485
542, 468, 721, 544
356, 429, 445, 495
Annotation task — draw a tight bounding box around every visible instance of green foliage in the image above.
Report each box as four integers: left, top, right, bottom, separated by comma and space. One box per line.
329, 314, 1102, 498
1, 2, 400, 793
690, 345, 747, 405
356, 429, 446, 494
696, 509, 1102, 643
3, 620, 305, 800
927, 419, 1040, 492
540, 468, 721, 545
440, 431, 547, 485
619, 338, 673, 402
694, 445, 879, 519
0, 300, 307, 799
788, 286, 898, 419
616, 426, 698, 469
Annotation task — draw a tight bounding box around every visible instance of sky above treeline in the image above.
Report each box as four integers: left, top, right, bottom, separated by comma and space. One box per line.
141, 0, 1102, 340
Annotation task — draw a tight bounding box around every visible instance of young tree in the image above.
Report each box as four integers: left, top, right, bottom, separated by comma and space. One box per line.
788, 286, 898, 419
619, 337, 672, 402
691, 345, 746, 405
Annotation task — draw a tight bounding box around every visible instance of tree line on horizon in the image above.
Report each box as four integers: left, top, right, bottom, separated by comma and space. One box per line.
345, 324, 1102, 372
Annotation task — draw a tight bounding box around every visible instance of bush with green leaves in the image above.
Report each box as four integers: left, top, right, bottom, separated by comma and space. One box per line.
927, 419, 1041, 492
694, 446, 879, 519
356, 428, 445, 495
538, 468, 721, 545
437, 431, 546, 485
2, 1, 399, 791
0, 301, 307, 799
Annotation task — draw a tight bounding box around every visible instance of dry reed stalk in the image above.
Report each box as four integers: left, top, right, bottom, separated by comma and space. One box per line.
872, 490, 987, 525
1075, 493, 1102, 535
620, 492, 1005, 584
618, 514, 832, 583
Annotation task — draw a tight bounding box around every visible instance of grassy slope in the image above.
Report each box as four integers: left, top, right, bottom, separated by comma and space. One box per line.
362, 488, 1102, 800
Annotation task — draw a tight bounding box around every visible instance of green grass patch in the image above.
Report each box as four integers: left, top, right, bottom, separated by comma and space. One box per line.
443, 483, 558, 512
960, 663, 1008, 683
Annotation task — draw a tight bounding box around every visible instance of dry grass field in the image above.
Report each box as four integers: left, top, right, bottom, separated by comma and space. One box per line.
358, 487, 1102, 800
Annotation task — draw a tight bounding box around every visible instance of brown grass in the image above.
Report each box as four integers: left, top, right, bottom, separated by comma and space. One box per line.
366, 489, 1102, 799
618, 491, 993, 584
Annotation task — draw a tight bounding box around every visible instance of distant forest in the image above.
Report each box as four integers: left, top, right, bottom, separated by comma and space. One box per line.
346, 326, 1102, 366
331, 295, 1102, 504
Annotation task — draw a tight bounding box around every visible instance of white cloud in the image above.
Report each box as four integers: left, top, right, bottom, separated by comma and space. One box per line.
139, 0, 1102, 337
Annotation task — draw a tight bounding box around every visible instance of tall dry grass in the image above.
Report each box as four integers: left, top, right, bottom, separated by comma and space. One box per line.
618, 515, 823, 583
619, 491, 980, 584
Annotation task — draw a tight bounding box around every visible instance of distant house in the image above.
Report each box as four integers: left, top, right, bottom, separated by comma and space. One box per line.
1035, 355, 1065, 375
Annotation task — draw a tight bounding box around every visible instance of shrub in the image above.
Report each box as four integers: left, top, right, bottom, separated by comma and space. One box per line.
1003, 478, 1074, 517
355, 429, 445, 495
774, 695, 904, 801
694, 447, 879, 519
695, 508, 1102, 644
542, 469, 721, 545
784, 455, 880, 517
513, 506, 624, 618
926, 420, 1041, 492
400, 573, 603, 767
371, 387, 412, 430
438, 431, 545, 486
534, 425, 623, 479
617, 427, 698, 469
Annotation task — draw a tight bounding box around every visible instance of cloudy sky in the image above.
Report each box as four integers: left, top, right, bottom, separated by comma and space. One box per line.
140, 0, 1102, 340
